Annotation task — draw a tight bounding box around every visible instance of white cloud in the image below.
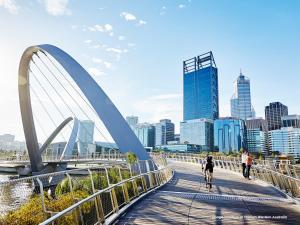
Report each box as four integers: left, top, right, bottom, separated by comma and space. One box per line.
178, 4, 186, 9
0, 0, 19, 14
120, 12, 136, 21
103, 61, 112, 69
92, 57, 103, 64
84, 40, 92, 44
118, 35, 126, 41
128, 43, 135, 48
43, 0, 71, 16
88, 68, 105, 77
88, 24, 113, 35
106, 48, 124, 54
71, 24, 78, 29
137, 20, 147, 26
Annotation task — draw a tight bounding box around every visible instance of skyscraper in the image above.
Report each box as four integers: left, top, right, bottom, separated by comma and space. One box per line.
281, 115, 300, 128
265, 102, 288, 131
183, 52, 219, 121
246, 118, 268, 154
230, 72, 255, 120
77, 120, 95, 155
180, 118, 214, 150
134, 123, 156, 148
155, 119, 175, 146
214, 117, 247, 153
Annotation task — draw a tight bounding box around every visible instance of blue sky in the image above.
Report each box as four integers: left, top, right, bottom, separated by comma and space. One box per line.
0, 0, 300, 140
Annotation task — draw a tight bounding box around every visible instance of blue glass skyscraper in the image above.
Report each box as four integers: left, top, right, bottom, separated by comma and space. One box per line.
183, 52, 219, 121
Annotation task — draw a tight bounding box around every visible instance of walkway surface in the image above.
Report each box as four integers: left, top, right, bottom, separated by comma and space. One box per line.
114, 160, 300, 225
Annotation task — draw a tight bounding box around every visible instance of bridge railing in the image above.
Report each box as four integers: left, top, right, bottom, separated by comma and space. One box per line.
0, 153, 126, 163
0, 155, 172, 225
168, 154, 300, 198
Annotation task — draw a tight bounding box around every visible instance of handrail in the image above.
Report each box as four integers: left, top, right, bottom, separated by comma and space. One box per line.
39, 166, 171, 225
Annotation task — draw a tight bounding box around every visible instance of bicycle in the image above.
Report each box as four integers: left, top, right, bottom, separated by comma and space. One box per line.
205, 170, 213, 191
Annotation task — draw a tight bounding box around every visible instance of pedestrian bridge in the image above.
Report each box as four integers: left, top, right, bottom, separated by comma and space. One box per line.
1, 154, 299, 225
115, 160, 300, 225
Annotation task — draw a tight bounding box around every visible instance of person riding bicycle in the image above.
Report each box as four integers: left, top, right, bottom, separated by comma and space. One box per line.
204, 155, 214, 190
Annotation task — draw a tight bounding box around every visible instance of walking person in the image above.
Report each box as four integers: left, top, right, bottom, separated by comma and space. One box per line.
241, 150, 247, 177
245, 152, 253, 180
204, 155, 214, 191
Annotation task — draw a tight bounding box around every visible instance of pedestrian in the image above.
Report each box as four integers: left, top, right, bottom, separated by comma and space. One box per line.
245, 152, 253, 179
241, 150, 247, 177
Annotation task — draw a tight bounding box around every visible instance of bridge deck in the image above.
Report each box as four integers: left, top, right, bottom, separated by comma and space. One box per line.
114, 160, 300, 225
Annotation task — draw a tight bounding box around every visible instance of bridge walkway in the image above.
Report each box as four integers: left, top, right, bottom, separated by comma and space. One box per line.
114, 160, 300, 225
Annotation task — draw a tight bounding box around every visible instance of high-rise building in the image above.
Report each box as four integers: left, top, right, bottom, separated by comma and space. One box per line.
180, 118, 214, 150
134, 123, 156, 148
214, 117, 247, 153
183, 52, 219, 121
230, 72, 255, 120
281, 115, 300, 128
77, 120, 95, 155
0, 134, 15, 142
246, 118, 268, 154
265, 102, 288, 131
269, 127, 300, 159
155, 119, 175, 146
126, 116, 139, 129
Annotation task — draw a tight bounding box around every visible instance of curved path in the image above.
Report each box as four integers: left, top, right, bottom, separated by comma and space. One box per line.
114, 160, 300, 225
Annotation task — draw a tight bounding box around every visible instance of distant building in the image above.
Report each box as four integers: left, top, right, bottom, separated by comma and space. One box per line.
246, 118, 268, 154
126, 116, 139, 129
156, 144, 202, 153
281, 115, 300, 128
265, 102, 288, 131
134, 123, 156, 148
155, 119, 175, 146
269, 127, 300, 159
180, 118, 214, 151
174, 134, 180, 143
230, 72, 255, 120
214, 117, 247, 153
77, 120, 95, 155
183, 52, 219, 121
0, 134, 15, 142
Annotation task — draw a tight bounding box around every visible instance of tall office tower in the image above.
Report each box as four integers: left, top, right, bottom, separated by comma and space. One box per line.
126, 116, 139, 129
155, 119, 175, 146
265, 102, 288, 131
281, 115, 300, 128
183, 52, 219, 121
214, 117, 247, 153
231, 72, 255, 120
246, 118, 268, 154
134, 123, 156, 148
180, 118, 214, 150
77, 120, 95, 155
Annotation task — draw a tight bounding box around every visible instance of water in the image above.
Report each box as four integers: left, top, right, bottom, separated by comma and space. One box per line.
0, 172, 33, 217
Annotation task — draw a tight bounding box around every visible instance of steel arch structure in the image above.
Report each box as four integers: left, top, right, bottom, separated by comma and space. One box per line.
18, 44, 149, 173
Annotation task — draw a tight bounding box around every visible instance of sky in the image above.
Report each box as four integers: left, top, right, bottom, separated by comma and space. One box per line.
0, 0, 300, 141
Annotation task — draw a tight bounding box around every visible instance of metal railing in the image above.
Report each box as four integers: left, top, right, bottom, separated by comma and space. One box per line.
0, 153, 126, 164
0, 155, 172, 225
168, 154, 300, 198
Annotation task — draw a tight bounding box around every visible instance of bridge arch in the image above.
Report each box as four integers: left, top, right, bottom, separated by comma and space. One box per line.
19, 44, 148, 172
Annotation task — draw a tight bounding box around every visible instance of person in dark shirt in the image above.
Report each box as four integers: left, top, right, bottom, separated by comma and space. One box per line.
204, 155, 214, 190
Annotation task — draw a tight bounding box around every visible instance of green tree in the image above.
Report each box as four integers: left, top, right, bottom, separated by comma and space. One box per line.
126, 152, 138, 164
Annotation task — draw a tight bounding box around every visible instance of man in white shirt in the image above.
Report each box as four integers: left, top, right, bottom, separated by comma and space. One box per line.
241, 151, 247, 177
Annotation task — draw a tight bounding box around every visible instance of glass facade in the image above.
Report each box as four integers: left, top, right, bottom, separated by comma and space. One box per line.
246, 118, 268, 154
231, 73, 255, 120
282, 115, 300, 128
134, 123, 156, 148
183, 52, 219, 121
126, 116, 138, 129
214, 118, 247, 153
265, 102, 288, 131
155, 119, 175, 146
180, 118, 214, 150
269, 127, 300, 159
156, 144, 202, 153
77, 120, 95, 155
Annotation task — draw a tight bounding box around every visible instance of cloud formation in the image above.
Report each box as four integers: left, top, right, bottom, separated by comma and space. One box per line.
88, 67, 105, 77
120, 12, 136, 21
88, 24, 114, 36
43, 0, 71, 16
0, 0, 19, 14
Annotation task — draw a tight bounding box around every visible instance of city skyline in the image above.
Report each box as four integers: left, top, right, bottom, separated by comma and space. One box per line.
1, 0, 300, 140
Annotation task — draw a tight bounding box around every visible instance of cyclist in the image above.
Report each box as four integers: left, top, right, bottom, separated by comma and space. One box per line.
204, 155, 214, 190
